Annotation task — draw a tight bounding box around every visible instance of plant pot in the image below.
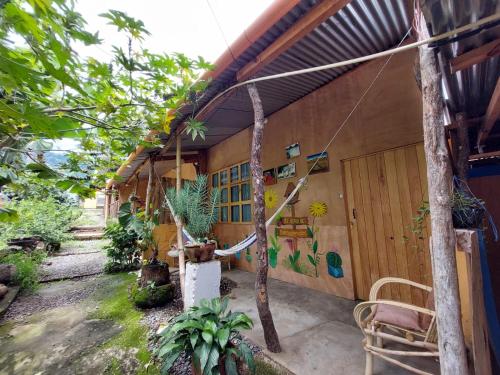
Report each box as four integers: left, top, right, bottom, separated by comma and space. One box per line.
452, 206, 485, 229
185, 241, 216, 263
140, 263, 170, 286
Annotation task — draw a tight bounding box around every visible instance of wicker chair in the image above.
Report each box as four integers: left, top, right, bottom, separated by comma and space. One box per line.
353, 277, 438, 375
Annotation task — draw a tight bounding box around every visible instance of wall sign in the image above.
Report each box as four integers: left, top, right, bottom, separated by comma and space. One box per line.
285, 143, 300, 159
306, 152, 329, 174
276, 228, 310, 238
281, 217, 309, 225
263, 168, 277, 186
277, 162, 296, 179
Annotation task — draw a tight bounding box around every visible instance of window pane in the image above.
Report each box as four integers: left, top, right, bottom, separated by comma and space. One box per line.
231, 205, 240, 222
242, 204, 252, 222
241, 183, 251, 201
214, 206, 219, 222
231, 185, 240, 202
220, 188, 228, 203
241, 162, 250, 180
212, 173, 219, 188
230, 166, 239, 183
221, 206, 228, 222
220, 170, 228, 186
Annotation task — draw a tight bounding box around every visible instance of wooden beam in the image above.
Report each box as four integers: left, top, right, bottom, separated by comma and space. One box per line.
477, 77, 500, 148
236, 0, 351, 81
450, 38, 500, 74
469, 150, 500, 161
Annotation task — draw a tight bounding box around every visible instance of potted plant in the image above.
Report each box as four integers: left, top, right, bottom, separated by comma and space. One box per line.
119, 202, 170, 286
156, 297, 255, 375
452, 189, 485, 229
166, 175, 220, 263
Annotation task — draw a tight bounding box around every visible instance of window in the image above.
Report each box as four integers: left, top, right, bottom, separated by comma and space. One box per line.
212, 161, 252, 223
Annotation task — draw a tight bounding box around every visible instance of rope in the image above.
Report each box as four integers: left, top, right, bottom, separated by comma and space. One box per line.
190, 13, 499, 124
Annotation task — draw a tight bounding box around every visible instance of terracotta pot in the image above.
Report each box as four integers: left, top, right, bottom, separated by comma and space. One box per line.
185, 241, 216, 263
140, 263, 170, 286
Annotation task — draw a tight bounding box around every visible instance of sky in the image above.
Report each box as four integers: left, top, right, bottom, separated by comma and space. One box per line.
54, 0, 274, 151
74, 0, 275, 62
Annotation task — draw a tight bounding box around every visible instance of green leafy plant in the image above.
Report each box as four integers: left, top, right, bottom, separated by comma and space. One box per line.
0, 198, 80, 249
156, 297, 255, 375
166, 175, 219, 243
103, 220, 140, 272
0, 250, 46, 291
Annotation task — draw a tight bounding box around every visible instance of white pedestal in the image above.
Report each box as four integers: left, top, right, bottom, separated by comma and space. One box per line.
184, 260, 221, 309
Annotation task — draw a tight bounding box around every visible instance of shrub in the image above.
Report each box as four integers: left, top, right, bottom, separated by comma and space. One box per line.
0, 250, 46, 291
0, 198, 80, 248
156, 297, 255, 375
103, 220, 140, 268
104, 261, 140, 274
131, 282, 174, 309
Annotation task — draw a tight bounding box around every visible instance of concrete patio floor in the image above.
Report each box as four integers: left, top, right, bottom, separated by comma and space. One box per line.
226, 270, 439, 375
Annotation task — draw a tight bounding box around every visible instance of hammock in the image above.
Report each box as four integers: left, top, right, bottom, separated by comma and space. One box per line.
164, 177, 306, 256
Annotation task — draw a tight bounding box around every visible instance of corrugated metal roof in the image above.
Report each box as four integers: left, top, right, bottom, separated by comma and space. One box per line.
117, 0, 500, 184
423, 0, 500, 152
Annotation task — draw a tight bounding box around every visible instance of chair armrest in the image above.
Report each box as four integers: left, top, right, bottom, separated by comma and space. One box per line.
369, 277, 432, 301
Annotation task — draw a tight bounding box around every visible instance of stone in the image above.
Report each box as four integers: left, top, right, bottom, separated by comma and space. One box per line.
0, 264, 16, 284
184, 260, 221, 309
0, 283, 8, 299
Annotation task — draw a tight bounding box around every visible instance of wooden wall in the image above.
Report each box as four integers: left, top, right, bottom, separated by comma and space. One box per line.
207, 49, 424, 299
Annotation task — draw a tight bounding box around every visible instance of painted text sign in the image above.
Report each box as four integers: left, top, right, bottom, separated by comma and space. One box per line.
281, 217, 309, 225
276, 228, 310, 238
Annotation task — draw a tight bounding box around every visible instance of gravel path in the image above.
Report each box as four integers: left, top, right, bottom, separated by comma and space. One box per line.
1, 275, 106, 322
40, 240, 107, 281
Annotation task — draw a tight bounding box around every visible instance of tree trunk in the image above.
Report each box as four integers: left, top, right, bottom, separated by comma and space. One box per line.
145, 157, 155, 218
247, 83, 281, 353
455, 113, 470, 181
176, 135, 186, 302
417, 13, 469, 375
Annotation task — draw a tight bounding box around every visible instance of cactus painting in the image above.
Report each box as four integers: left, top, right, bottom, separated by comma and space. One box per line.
268, 234, 281, 268
326, 251, 343, 278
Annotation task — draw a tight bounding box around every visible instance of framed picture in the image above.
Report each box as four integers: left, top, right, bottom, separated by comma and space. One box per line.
263, 168, 277, 186
277, 162, 296, 180
285, 143, 300, 159
306, 152, 329, 174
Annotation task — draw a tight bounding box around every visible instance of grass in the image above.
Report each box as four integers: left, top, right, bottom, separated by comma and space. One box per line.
254, 357, 290, 375
91, 273, 159, 375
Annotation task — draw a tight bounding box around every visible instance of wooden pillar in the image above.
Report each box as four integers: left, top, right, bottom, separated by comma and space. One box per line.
176, 135, 186, 301
455, 113, 470, 181
247, 83, 281, 353
417, 12, 469, 375
145, 157, 155, 218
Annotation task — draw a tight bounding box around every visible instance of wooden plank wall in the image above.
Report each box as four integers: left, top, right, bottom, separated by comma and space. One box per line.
343, 143, 432, 305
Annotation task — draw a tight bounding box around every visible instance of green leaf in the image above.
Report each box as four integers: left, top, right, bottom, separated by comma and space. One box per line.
0, 207, 19, 222
203, 345, 220, 375
190, 331, 198, 349
312, 240, 318, 254
118, 202, 132, 226
195, 342, 211, 373
224, 354, 238, 375
239, 342, 255, 374
307, 227, 314, 238
216, 328, 230, 349
307, 254, 316, 266
201, 330, 213, 345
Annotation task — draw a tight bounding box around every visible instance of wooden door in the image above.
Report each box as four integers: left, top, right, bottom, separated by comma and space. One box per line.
343, 143, 432, 306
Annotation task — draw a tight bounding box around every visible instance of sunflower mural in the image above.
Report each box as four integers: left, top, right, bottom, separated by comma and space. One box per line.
264, 189, 278, 209
305, 201, 328, 277
309, 201, 328, 217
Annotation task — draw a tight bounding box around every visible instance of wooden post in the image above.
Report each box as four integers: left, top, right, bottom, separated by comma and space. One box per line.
417, 12, 469, 374
176, 135, 186, 301
247, 83, 281, 353
145, 157, 155, 218
455, 113, 470, 181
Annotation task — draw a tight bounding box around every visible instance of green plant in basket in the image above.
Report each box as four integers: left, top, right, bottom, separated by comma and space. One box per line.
156, 297, 255, 375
